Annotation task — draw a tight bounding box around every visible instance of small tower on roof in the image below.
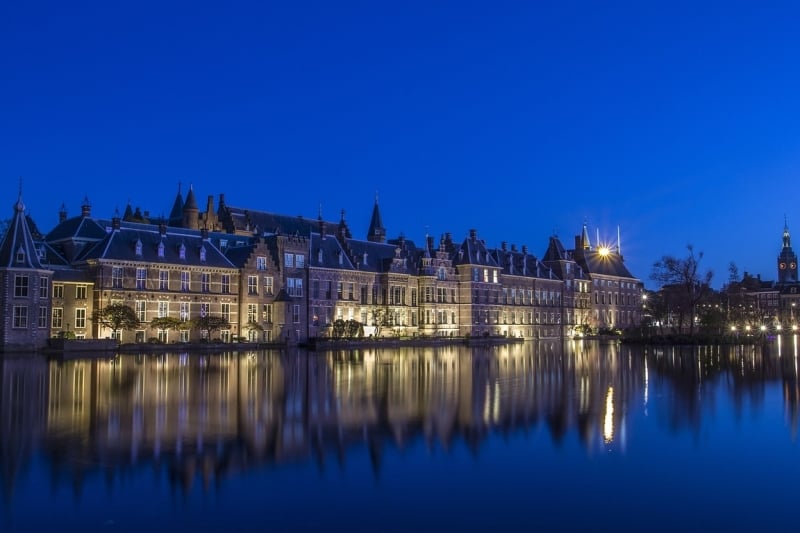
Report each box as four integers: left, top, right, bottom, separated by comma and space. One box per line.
367, 193, 386, 243
182, 184, 199, 229
169, 182, 184, 227
778, 216, 798, 284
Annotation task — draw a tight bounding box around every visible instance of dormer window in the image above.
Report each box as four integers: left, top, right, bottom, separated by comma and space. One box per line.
158, 241, 165, 258
338, 251, 343, 266
179, 243, 186, 260
200, 246, 207, 263
363, 252, 368, 265
318, 248, 323, 264
16, 247, 24, 263
135, 239, 143, 256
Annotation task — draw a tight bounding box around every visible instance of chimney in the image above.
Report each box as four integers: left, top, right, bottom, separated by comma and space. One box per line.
59, 203, 68, 223
511, 244, 517, 252
522, 245, 528, 255
501, 241, 507, 251
470, 229, 477, 241
111, 208, 121, 230
427, 235, 434, 251
201, 227, 209, 241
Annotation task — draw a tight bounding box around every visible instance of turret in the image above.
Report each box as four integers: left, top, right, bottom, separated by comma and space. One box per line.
182, 185, 199, 229
367, 194, 386, 243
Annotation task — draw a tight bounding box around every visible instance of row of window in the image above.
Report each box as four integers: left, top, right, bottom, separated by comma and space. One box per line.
594, 292, 639, 306
12, 305, 50, 328
134, 240, 207, 262
111, 268, 234, 293
14, 275, 52, 298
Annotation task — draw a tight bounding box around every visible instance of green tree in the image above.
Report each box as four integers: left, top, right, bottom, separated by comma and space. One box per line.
190, 315, 231, 340
651, 245, 713, 335
345, 319, 364, 339
331, 319, 347, 338
149, 316, 185, 332
91, 303, 140, 339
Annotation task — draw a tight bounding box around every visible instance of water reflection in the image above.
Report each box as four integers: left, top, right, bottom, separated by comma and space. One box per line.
1, 340, 798, 501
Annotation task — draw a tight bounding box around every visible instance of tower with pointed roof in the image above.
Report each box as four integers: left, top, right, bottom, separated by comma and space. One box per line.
182, 185, 199, 229
367, 195, 386, 243
0, 190, 54, 351
777, 218, 798, 284
168, 183, 185, 227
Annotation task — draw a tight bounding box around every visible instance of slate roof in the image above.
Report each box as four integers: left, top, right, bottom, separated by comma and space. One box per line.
576, 250, 636, 279
451, 232, 500, 268
74, 221, 235, 268
347, 238, 401, 273
46, 215, 108, 242
52, 267, 93, 283
0, 196, 48, 270
309, 234, 357, 271
542, 236, 568, 263
491, 248, 561, 281
223, 205, 340, 237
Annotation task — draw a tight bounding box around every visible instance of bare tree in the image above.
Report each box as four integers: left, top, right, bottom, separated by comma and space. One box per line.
651, 245, 713, 335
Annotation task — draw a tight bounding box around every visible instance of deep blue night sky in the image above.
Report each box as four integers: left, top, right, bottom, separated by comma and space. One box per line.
3, 1, 800, 287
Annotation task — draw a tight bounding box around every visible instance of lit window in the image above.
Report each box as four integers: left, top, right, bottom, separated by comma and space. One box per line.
52, 308, 63, 328
256, 256, 267, 271
75, 308, 86, 329
135, 239, 143, 256
39, 277, 49, 298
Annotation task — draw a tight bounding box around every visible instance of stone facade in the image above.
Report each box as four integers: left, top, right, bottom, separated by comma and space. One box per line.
0, 187, 644, 350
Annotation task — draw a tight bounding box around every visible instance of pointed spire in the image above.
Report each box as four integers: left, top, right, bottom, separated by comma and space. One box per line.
581, 222, 591, 250
168, 182, 185, 226
0, 186, 45, 269
367, 194, 386, 243
784, 217, 792, 249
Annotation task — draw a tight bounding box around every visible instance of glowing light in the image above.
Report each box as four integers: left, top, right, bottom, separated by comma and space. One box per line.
760, 325, 767, 332
598, 246, 610, 257
730, 326, 736, 332
603, 386, 615, 444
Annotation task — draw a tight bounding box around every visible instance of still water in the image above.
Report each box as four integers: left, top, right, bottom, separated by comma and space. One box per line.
2, 340, 800, 532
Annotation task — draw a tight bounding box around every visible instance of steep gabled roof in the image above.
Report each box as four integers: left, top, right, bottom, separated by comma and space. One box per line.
451, 231, 500, 268
223, 205, 340, 237
346, 239, 400, 273
491, 247, 561, 281
45, 215, 108, 243
542, 235, 567, 262
74, 221, 235, 268
309, 233, 357, 270
576, 250, 636, 279
0, 195, 47, 269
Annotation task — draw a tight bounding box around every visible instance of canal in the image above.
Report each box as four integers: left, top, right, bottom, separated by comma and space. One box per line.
1, 340, 799, 531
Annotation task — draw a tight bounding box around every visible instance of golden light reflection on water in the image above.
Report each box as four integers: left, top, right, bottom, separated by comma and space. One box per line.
6, 339, 800, 498
603, 386, 615, 444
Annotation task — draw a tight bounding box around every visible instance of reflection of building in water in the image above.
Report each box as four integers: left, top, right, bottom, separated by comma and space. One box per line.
0, 356, 48, 501
6, 340, 800, 498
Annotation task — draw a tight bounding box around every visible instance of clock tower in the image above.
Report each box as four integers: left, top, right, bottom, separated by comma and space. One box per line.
778, 219, 798, 284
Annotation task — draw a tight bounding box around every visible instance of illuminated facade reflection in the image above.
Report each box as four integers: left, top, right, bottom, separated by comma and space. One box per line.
1, 340, 799, 498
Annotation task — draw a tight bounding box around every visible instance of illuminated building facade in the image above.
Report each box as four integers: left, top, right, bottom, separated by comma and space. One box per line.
0, 187, 644, 349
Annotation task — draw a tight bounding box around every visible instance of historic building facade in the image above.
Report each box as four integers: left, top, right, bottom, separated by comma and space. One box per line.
0, 186, 644, 350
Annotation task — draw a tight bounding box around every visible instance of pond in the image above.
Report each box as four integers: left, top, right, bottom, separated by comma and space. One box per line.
1, 339, 799, 531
